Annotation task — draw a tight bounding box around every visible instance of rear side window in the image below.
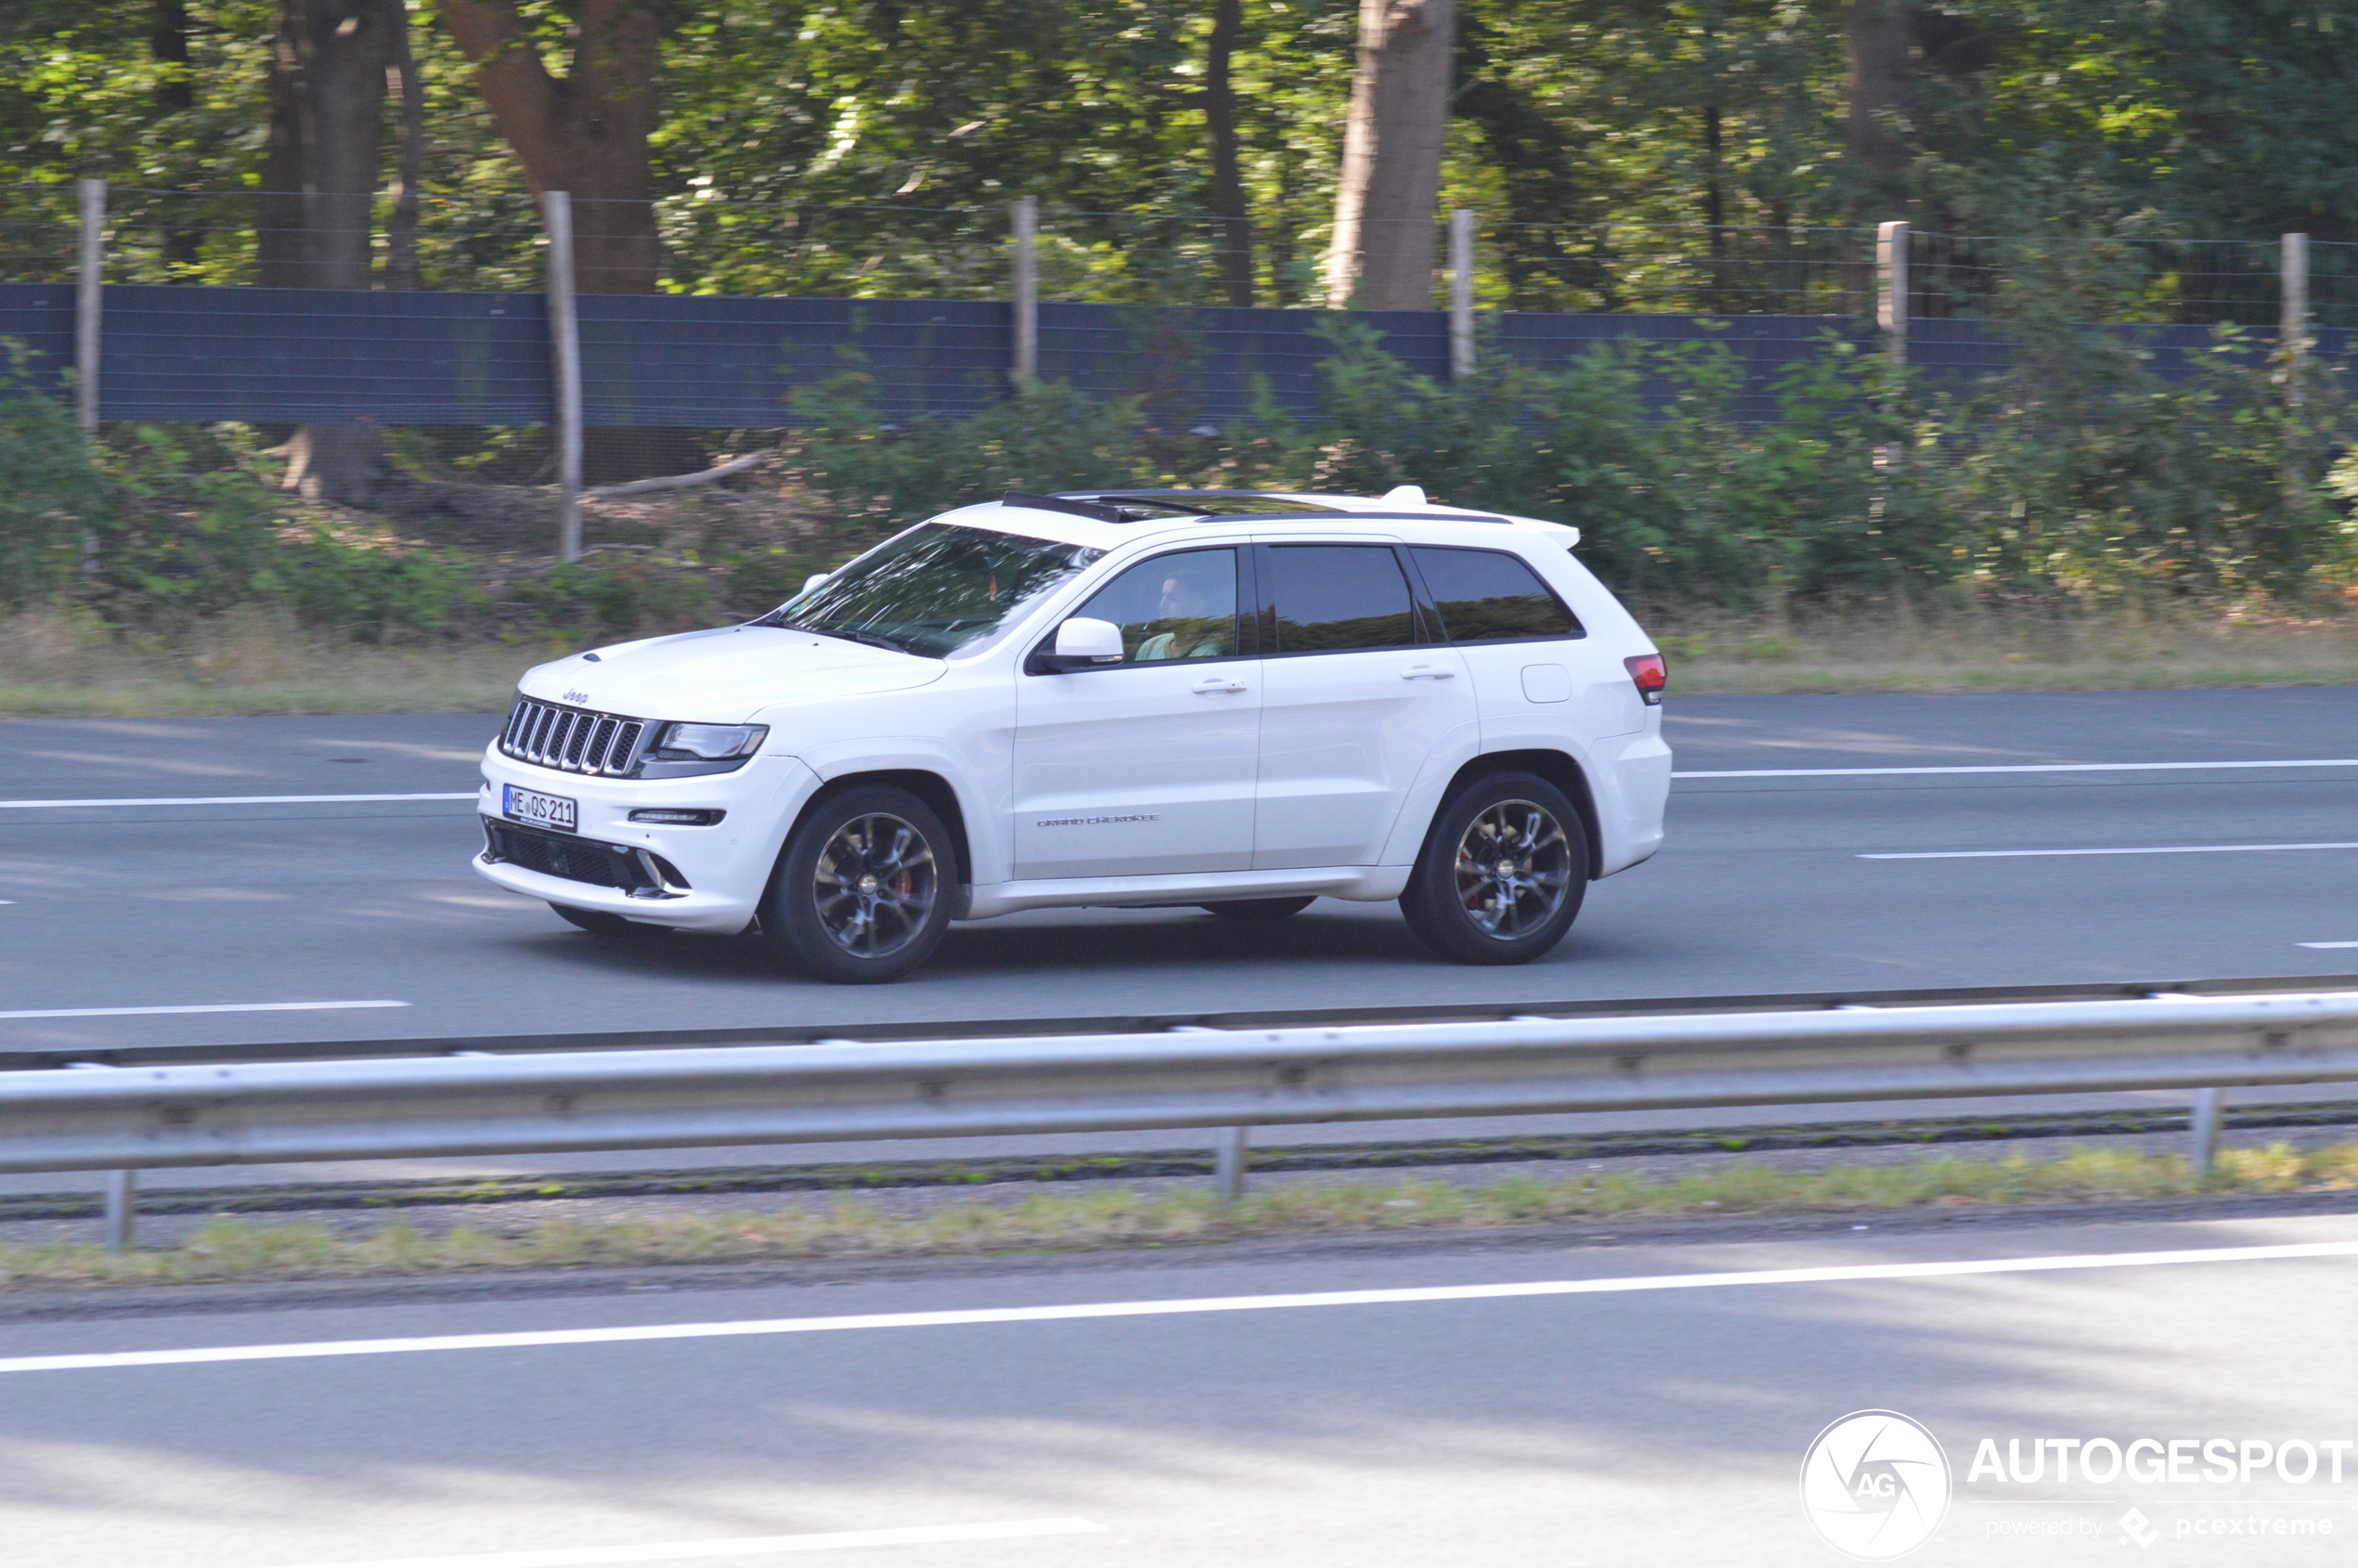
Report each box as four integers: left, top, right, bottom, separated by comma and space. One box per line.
1411, 547, 1583, 642
1264, 545, 1420, 654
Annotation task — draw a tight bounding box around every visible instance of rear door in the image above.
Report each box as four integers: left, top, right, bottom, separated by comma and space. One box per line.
1012, 544, 1262, 879
1405, 543, 1637, 738
1250, 540, 1477, 869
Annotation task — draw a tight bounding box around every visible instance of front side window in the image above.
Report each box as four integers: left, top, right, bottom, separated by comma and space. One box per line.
1411, 546, 1583, 642
1071, 548, 1241, 663
1265, 544, 1419, 654
759, 524, 1105, 659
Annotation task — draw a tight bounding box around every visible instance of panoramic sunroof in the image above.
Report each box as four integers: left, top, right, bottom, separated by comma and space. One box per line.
1053, 489, 1345, 521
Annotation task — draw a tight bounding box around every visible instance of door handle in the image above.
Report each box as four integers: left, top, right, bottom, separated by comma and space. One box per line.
1401, 664, 1456, 680
1192, 677, 1249, 693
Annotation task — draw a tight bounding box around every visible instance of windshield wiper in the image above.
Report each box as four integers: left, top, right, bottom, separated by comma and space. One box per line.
778, 622, 914, 656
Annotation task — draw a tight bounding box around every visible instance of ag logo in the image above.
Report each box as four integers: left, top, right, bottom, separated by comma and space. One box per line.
1799, 1409, 1951, 1561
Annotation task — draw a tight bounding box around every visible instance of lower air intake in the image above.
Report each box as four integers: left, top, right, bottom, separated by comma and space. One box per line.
483, 820, 659, 893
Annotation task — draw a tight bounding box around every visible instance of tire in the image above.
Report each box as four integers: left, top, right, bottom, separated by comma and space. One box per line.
550, 902, 671, 938
764, 784, 954, 984
1398, 771, 1589, 965
1200, 897, 1317, 922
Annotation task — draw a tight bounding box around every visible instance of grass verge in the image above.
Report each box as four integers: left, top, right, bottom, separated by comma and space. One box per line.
1654, 609, 2358, 695
11, 1143, 2358, 1291
7, 604, 2358, 718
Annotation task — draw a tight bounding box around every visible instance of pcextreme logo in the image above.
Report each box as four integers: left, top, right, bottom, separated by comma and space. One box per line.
1799, 1409, 1953, 1562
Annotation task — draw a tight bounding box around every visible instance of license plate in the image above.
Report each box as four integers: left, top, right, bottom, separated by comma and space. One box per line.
502, 784, 577, 833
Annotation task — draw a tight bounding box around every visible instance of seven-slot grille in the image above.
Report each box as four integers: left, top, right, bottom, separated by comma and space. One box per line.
499, 695, 650, 776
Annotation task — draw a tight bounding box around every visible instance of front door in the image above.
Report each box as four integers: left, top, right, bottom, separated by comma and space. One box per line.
1012, 545, 1261, 879
1251, 541, 1478, 869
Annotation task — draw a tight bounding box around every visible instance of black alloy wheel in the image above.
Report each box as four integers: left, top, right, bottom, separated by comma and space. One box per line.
1398, 771, 1588, 965
550, 902, 672, 937
1200, 897, 1317, 922
766, 784, 954, 983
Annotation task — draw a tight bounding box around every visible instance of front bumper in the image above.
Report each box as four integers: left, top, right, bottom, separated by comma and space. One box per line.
470, 749, 822, 932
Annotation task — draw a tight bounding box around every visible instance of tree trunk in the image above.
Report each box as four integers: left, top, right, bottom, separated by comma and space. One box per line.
1204, 0, 1253, 308
260, 0, 400, 503
434, 0, 664, 292
434, 0, 694, 479
152, 0, 205, 275
385, 0, 426, 291
1842, 2, 1913, 197
1703, 103, 1726, 311
1326, 0, 1456, 310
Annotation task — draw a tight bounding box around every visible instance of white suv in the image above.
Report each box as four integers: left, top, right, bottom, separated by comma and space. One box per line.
473, 487, 1671, 982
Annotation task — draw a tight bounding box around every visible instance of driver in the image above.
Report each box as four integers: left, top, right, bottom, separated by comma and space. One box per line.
1134, 568, 1232, 660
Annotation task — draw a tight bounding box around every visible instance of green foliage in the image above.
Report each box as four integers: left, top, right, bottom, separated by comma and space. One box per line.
771, 319, 2357, 611
784, 376, 1154, 531
0, 353, 106, 608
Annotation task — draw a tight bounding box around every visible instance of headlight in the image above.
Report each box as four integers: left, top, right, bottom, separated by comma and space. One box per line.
631, 722, 769, 779
652, 722, 767, 760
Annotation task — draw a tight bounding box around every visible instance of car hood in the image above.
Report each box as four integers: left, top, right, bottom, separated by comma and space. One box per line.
517, 626, 945, 721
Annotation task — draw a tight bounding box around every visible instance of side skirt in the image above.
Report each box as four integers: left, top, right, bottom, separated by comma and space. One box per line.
962, 865, 1412, 921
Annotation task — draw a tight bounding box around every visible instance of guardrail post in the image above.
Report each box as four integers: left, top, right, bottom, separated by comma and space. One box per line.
540, 190, 584, 564
1010, 197, 1039, 384
2189, 1087, 2224, 1178
102, 1168, 136, 1252
1214, 1125, 1249, 1202
75, 178, 105, 434
1447, 208, 1475, 379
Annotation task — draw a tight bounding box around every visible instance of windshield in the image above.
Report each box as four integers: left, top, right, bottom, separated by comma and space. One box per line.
757, 523, 1106, 659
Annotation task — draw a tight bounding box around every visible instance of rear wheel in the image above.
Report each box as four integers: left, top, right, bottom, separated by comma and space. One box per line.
1200, 897, 1316, 922
765, 784, 953, 984
550, 902, 671, 938
1398, 771, 1587, 965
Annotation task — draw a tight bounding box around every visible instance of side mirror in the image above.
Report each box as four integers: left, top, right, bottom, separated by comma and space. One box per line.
1030, 616, 1125, 673
800, 571, 832, 596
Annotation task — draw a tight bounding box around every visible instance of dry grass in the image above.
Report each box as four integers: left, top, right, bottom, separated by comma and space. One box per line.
7, 1143, 2355, 1292
0, 606, 527, 718
1654, 602, 2358, 694
7, 600, 2358, 719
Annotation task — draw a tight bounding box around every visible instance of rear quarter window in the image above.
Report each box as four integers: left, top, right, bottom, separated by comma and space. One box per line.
1410, 547, 1584, 642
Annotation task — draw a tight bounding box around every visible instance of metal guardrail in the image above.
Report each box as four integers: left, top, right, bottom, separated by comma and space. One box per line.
12, 992, 2358, 1199
10, 972, 2357, 1072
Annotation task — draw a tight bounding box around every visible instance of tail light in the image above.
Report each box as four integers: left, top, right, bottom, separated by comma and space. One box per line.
1624, 653, 1667, 706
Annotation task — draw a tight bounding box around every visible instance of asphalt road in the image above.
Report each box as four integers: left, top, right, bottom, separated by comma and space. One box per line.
5, 688, 2358, 1191
3, 1211, 2353, 1565
5, 688, 2357, 1043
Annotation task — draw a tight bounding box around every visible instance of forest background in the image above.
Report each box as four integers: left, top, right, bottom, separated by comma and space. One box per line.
8, 0, 2358, 708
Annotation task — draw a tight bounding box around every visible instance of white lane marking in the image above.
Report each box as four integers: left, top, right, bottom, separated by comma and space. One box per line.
1676, 758, 2358, 779
0, 1000, 408, 1021
0, 793, 475, 809
1861, 841, 2358, 861
6, 1238, 2353, 1376
266, 1519, 1108, 1568
2300, 941, 2358, 949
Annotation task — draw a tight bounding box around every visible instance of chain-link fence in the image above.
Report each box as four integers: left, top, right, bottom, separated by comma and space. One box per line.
12, 184, 2355, 318
1, 182, 2348, 493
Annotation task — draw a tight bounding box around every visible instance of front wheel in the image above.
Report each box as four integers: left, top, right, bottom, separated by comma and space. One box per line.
1398, 771, 1588, 965
764, 784, 954, 984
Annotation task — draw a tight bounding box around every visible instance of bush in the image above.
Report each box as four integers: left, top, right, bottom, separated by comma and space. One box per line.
7, 310, 2352, 645
0, 352, 107, 609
